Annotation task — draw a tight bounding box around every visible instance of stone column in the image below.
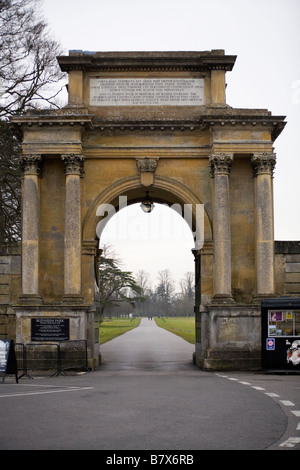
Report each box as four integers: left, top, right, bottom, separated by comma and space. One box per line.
251, 153, 276, 296
61, 154, 85, 302
20, 155, 42, 300
209, 153, 234, 301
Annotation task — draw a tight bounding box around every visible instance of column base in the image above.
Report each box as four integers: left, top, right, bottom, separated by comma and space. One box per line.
63, 294, 85, 304
198, 349, 261, 371
211, 294, 235, 304
252, 293, 276, 305
18, 294, 43, 305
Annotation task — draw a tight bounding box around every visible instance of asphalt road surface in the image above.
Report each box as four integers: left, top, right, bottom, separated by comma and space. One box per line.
0, 318, 299, 452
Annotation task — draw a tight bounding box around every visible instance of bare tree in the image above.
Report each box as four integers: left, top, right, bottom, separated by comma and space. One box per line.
136, 269, 151, 293
177, 272, 194, 316
0, 0, 65, 117
179, 272, 194, 301
156, 269, 175, 316
0, 0, 65, 250
0, 120, 21, 249
135, 269, 151, 316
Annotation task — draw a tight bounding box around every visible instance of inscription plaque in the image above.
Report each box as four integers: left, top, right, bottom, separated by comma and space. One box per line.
90, 78, 205, 106
31, 318, 70, 342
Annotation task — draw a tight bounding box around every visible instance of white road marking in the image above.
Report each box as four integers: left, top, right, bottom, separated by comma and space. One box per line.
265, 392, 280, 397
280, 400, 295, 407
0, 386, 94, 398
215, 373, 300, 449
279, 437, 300, 448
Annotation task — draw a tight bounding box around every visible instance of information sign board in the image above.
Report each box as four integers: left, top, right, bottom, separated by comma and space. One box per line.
31, 318, 70, 342
0, 339, 18, 383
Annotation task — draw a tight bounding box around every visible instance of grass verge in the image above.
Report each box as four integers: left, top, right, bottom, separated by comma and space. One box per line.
154, 316, 195, 344
99, 317, 141, 344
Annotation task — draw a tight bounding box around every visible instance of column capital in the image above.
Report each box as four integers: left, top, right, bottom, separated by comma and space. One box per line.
20, 154, 42, 176
209, 153, 234, 177
61, 154, 85, 176
251, 152, 276, 177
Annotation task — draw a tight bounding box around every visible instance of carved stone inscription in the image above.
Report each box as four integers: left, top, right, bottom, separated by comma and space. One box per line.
90, 78, 205, 106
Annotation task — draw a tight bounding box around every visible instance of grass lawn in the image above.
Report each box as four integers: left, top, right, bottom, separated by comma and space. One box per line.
99, 317, 141, 344
154, 316, 195, 344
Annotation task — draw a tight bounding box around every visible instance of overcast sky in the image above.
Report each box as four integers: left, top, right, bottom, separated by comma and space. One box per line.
42, 0, 300, 287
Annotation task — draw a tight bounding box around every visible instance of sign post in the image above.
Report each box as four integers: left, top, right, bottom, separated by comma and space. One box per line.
0, 339, 18, 383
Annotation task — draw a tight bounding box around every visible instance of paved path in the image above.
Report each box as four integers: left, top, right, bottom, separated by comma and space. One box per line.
100, 317, 195, 372
0, 318, 299, 451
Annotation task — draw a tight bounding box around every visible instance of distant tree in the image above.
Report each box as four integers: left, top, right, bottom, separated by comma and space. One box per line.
98, 245, 143, 320
135, 269, 151, 316
177, 272, 194, 316
179, 272, 194, 301
156, 269, 175, 316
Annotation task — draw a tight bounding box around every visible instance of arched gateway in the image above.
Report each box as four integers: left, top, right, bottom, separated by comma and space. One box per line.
11, 50, 286, 370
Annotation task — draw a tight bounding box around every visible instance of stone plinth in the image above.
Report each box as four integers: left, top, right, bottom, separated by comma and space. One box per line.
197, 303, 261, 370
14, 304, 97, 369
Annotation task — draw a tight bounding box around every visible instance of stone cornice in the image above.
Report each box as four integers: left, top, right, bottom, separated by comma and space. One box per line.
92, 112, 285, 132
10, 109, 286, 141
93, 119, 202, 132
202, 113, 286, 141
57, 50, 237, 73
11, 111, 93, 128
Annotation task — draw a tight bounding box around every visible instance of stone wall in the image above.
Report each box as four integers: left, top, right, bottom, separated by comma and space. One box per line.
275, 241, 300, 296
0, 246, 21, 341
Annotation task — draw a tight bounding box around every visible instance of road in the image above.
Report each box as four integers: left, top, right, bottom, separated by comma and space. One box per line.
0, 318, 299, 452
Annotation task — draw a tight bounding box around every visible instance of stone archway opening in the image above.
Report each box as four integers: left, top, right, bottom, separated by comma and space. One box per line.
89, 186, 206, 366
97, 201, 197, 365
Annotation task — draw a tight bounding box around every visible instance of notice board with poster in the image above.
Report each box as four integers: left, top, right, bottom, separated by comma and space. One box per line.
0, 339, 18, 383
261, 298, 300, 371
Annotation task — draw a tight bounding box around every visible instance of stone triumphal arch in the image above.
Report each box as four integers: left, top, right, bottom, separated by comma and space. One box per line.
11, 50, 287, 370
